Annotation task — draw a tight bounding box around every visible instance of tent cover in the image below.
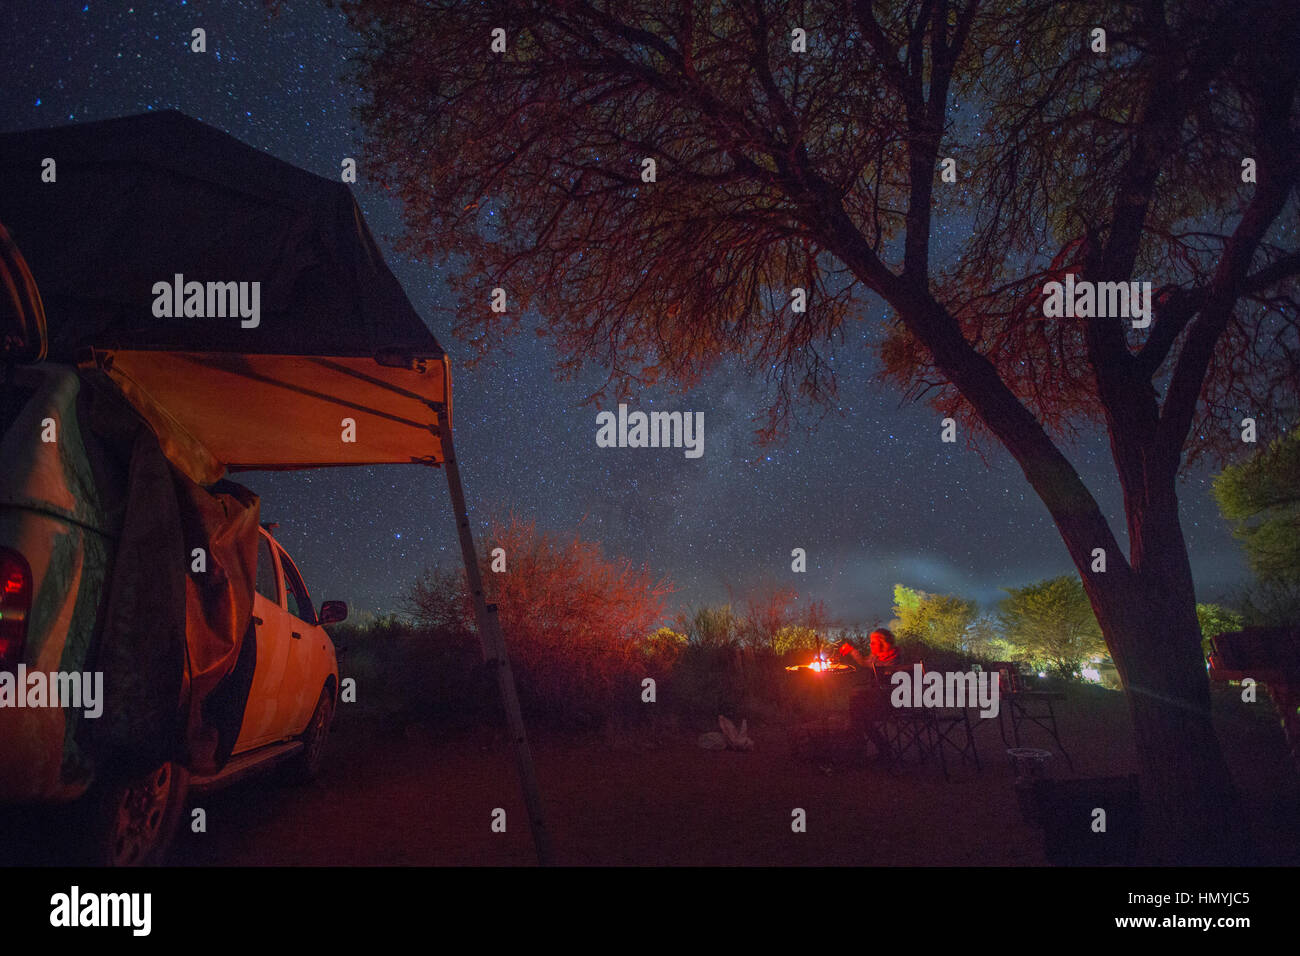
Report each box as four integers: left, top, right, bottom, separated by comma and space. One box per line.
0, 110, 450, 484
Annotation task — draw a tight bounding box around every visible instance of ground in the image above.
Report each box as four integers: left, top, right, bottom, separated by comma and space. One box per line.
164, 683, 1299, 866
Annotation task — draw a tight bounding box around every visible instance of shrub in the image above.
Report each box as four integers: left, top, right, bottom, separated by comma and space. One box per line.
404, 514, 672, 727
772, 624, 819, 655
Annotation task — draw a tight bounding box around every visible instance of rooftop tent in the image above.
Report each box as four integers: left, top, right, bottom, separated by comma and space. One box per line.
0, 112, 551, 864
0, 110, 449, 484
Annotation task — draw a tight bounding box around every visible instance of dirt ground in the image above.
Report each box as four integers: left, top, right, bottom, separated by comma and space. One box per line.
166, 683, 1300, 866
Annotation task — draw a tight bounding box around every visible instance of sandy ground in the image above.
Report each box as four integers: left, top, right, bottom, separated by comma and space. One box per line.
162, 684, 1299, 866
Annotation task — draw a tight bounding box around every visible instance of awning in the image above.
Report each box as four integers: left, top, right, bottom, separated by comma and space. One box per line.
83, 349, 450, 484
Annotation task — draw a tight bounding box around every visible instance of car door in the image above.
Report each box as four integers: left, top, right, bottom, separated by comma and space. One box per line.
232, 529, 293, 752
275, 544, 326, 736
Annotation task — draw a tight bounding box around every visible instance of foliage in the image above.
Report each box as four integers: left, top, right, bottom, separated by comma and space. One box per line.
1235, 581, 1300, 628
737, 584, 800, 649
403, 568, 473, 638
998, 576, 1106, 677
678, 604, 741, 648
1213, 429, 1300, 587
404, 514, 672, 725
772, 624, 819, 656
890, 584, 978, 651
965, 615, 1020, 662
1196, 602, 1245, 657
344, 0, 1298, 459
639, 626, 689, 666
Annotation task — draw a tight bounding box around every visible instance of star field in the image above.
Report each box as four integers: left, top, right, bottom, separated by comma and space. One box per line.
0, 0, 1249, 623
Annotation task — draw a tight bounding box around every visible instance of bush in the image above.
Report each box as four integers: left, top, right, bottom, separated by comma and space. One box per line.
679, 605, 741, 647
405, 514, 673, 728
639, 626, 688, 665
328, 615, 495, 728
772, 624, 819, 655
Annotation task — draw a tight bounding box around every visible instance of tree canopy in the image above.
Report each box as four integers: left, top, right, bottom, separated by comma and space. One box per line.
998, 575, 1106, 676
345, 0, 1298, 457
890, 583, 978, 650
1213, 427, 1300, 586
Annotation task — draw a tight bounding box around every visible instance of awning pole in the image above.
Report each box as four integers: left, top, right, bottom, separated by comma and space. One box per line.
432, 403, 553, 866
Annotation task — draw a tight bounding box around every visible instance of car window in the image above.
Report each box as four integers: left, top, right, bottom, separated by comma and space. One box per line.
279, 549, 316, 625
255, 534, 279, 603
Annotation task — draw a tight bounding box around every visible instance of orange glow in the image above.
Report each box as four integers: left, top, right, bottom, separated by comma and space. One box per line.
785, 657, 853, 674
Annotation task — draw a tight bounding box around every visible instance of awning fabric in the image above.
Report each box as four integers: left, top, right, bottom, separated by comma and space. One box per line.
0, 110, 450, 481
86, 349, 449, 484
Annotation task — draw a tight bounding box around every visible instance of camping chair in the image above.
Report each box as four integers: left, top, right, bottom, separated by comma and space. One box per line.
880, 662, 955, 779
988, 661, 1074, 770
930, 677, 981, 773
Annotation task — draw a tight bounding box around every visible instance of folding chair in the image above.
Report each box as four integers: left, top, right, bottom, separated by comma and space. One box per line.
931, 686, 981, 772
880, 662, 959, 779
988, 660, 1074, 770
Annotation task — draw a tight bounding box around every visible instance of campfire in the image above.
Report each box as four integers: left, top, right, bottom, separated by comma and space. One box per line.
785, 651, 853, 674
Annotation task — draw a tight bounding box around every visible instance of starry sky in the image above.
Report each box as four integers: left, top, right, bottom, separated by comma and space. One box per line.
0, 0, 1252, 625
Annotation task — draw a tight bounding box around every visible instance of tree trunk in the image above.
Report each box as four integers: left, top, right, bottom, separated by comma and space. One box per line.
857, 270, 1255, 864
1086, 556, 1252, 864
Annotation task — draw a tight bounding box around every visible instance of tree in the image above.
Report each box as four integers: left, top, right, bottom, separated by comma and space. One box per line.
344, 0, 1300, 862
1213, 428, 1300, 625
999, 576, 1107, 677
966, 614, 1016, 661
1195, 602, 1244, 657
406, 514, 673, 716
404, 567, 475, 638
737, 581, 799, 649
677, 604, 741, 647
890, 583, 978, 651
1213, 428, 1300, 587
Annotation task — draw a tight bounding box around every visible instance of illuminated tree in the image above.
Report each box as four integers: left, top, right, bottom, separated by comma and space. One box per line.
1213, 429, 1300, 587
345, 0, 1300, 862
891, 583, 978, 651
999, 576, 1106, 676
1195, 602, 1244, 656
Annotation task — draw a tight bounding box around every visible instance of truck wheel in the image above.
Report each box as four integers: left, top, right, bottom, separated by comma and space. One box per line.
284, 686, 334, 784
88, 760, 190, 866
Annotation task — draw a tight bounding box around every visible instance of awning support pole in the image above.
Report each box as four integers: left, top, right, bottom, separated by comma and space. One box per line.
432, 403, 553, 866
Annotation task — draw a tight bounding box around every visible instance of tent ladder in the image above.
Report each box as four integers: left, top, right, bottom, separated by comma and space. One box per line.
431, 402, 553, 866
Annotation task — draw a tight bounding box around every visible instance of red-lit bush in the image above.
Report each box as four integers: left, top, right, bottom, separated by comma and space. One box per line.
406, 515, 673, 725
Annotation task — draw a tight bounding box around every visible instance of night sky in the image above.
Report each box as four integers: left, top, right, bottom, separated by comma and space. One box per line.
1, 0, 1250, 624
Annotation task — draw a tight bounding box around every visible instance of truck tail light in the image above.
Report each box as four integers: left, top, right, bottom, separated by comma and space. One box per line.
0, 547, 32, 668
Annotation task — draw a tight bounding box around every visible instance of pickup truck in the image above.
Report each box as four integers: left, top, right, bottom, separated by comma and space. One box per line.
1, 363, 345, 864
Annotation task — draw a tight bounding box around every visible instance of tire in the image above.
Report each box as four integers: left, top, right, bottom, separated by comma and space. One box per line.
86, 760, 190, 866
284, 686, 334, 784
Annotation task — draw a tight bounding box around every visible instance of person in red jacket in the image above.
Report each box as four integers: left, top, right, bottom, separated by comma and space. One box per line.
840, 628, 901, 762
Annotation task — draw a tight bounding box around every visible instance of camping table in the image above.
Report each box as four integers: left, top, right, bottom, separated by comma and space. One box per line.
997, 690, 1074, 770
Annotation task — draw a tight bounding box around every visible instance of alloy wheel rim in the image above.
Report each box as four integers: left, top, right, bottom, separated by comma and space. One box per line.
110, 763, 171, 866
